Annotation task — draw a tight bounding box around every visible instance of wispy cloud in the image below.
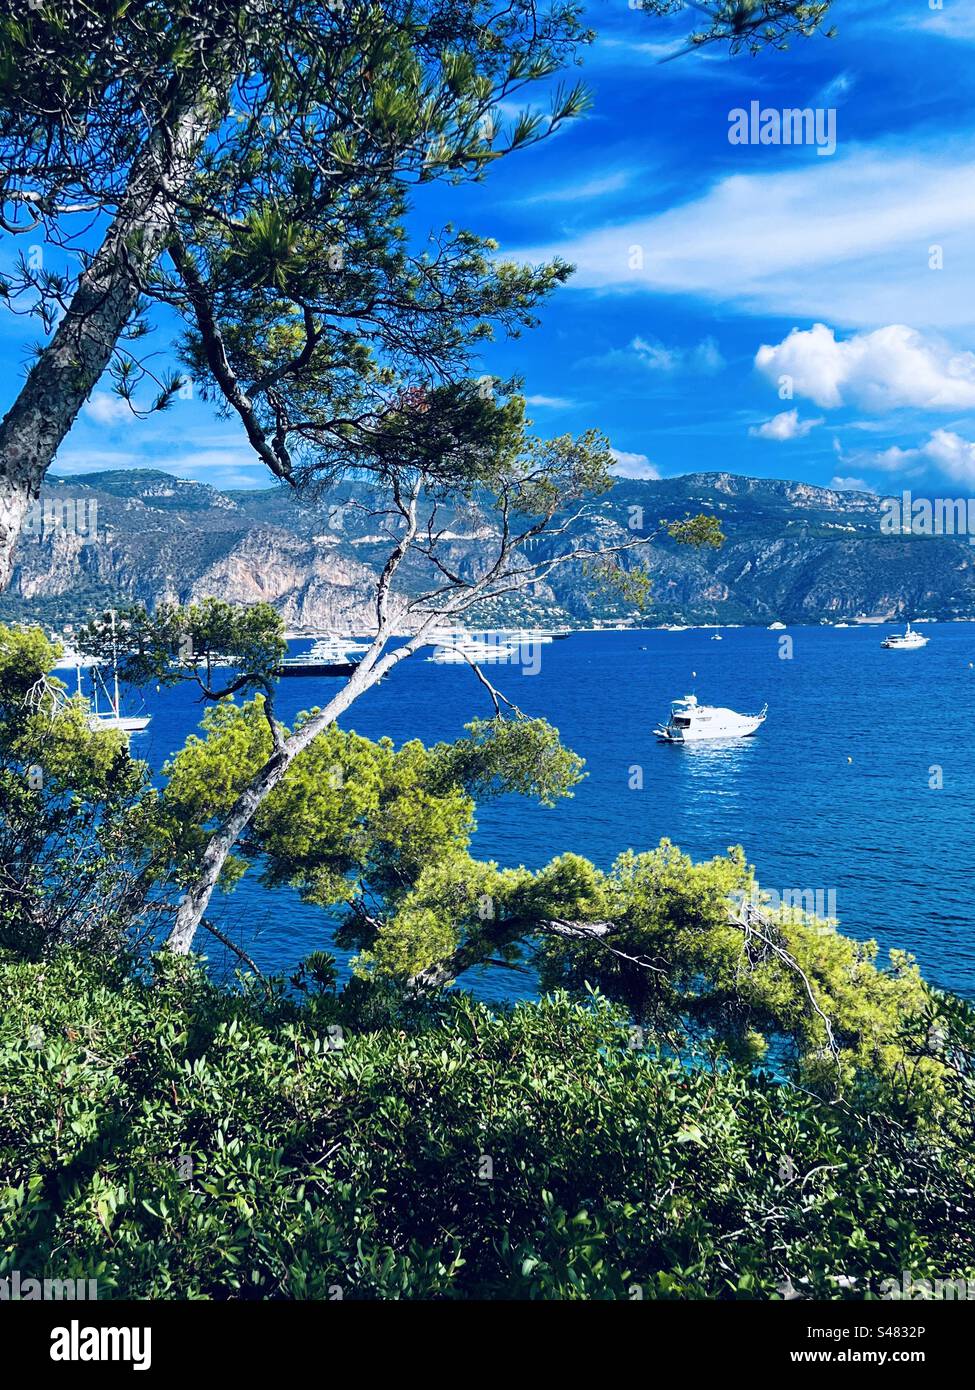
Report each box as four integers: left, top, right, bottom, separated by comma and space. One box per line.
517, 169, 636, 206
507, 144, 975, 327
815, 70, 857, 106
591, 334, 724, 377
525, 393, 575, 409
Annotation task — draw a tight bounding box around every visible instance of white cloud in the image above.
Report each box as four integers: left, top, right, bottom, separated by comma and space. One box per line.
508, 146, 975, 327
598, 334, 724, 376
830, 476, 875, 493
863, 444, 919, 472
913, 9, 975, 41
918, 429, 975, 482
84, 391, 134, 426
610, 448, 660, 480
525, 394, 575, 408
168, 449, 260, 473
749, 408, 824, 441
53, 447, 142, 474
842, 430, 975, 483
755, 324, 975, 411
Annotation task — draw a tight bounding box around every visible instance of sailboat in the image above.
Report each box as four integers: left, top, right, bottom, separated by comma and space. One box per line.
86, 612, 150, 734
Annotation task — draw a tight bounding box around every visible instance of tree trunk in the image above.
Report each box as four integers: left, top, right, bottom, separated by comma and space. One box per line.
165, 638, 421, 955
0, 95, 221, 590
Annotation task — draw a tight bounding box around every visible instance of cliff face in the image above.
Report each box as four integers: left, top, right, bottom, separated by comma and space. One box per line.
5, 468, 974, 628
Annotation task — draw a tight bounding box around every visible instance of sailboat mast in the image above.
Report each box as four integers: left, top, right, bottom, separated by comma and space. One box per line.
111, 609, 120, 717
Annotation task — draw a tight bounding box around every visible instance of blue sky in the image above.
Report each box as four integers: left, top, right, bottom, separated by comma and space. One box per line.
9, 0, 975, 495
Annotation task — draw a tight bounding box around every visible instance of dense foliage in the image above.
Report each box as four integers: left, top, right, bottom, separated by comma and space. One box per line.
3, 623, 973, 1300
1, 949, 971, 1301
0, 625, 157, 959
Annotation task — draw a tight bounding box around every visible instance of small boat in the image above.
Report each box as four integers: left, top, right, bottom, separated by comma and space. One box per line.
711, 634, 723, 642
276, 636, 365, 678
768, 621, 787, 631
655, 694, 767, 743
881, 622, 929, 650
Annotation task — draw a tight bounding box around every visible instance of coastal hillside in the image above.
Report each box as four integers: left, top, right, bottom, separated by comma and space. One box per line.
4, 468, 971, 628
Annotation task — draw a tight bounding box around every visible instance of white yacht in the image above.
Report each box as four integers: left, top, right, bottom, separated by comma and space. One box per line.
498, 628, 553, 645
277, 636, 366, 677
768, 621, 787, 630
655, 694, 767, 743
427, 637, 515, 665
881, 622, 929, 650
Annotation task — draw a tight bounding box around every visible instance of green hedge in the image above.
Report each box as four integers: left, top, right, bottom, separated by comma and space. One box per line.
1, 952, 972, 1300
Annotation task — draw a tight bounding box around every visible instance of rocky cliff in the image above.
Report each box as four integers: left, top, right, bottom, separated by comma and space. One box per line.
4, 469, 972, 629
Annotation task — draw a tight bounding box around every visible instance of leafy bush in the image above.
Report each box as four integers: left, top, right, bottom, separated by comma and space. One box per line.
0, 625, 158, 959
1, 951, 973, 1300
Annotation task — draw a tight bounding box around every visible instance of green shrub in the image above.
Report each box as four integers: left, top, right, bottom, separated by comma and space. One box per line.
1, 951, 973, 1300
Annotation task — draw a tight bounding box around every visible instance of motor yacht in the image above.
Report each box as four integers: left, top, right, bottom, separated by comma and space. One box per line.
276, 636, 365, 677
881, 622, 929, 650
427, 637, 516, 665
654, 694, 767, 743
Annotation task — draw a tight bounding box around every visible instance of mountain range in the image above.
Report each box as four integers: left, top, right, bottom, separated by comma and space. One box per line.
3, 468, 972, 631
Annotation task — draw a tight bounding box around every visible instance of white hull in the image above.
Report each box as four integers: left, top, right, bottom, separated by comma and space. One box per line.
88, 714, 150, 734
53, 650, 101, 670
656, 715, 765, 742
881, 623, 928, 650
427, 640, 518, 664
655, 694, 767, 743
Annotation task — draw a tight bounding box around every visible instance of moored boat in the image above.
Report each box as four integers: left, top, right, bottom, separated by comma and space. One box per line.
654, 694, 767, 743
276, 636, 365, 677
427, 637, 516, 664
84, 611, 150, 736
881, 622, 928, 650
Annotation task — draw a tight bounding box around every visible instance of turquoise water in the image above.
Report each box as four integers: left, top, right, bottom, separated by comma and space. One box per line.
130, 624, 975, 1000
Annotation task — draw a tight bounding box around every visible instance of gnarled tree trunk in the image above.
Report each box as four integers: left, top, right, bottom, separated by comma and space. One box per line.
0, 95, 221, 590
165, 636, 424, 955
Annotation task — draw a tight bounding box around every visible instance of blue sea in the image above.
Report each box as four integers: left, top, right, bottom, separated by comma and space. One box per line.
123, 624, 975, 1001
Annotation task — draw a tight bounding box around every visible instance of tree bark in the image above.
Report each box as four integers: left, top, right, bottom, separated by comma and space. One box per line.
0, 93, 221, 590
